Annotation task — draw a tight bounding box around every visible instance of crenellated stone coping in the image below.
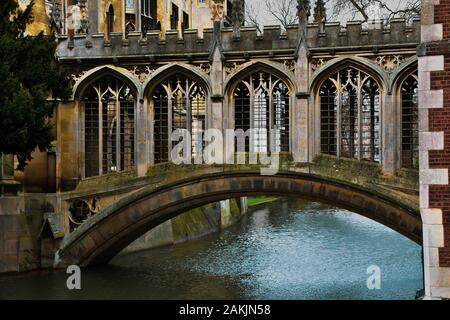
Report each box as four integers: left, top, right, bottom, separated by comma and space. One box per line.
56, 20, 420, 60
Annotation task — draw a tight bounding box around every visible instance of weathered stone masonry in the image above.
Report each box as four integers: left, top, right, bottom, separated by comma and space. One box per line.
10, 0, 450, 300
419, 0, 450, 299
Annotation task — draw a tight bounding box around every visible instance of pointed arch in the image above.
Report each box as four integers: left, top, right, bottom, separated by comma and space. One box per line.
73, 65, 140, 101
310, 56, 387, 94
143, 63, 212, 97
77, 69, 139, 178
226, 61, 294, 153
391, 58, 418, 94
315, 60, 382, 163
224, 60, 297, 95
145, 64, 211, 164
391, 59, 418, 171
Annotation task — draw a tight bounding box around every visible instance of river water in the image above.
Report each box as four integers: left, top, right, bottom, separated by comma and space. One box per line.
0, 199, 423, 300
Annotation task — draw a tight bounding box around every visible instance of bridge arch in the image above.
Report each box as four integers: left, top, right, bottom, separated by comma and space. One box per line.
55, 171, 421, 268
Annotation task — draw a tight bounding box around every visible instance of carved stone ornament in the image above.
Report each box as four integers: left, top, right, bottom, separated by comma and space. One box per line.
225, 61, 244, 75
210, 0, 225, 23
128, 65, 156, 83
311, 57, 332, 72
374, 55, 406, 72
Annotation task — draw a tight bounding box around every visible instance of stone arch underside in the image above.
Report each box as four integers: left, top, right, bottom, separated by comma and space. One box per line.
55, 171, 422, 268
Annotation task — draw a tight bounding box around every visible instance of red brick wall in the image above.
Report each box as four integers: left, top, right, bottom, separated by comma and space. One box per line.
434, 2, 450, 39
427, 2, 450, 267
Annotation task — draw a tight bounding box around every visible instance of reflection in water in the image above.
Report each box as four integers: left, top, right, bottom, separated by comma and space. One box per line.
0, 199, 423, 300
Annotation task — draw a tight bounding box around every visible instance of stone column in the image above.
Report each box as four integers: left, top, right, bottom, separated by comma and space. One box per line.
210, 1, 226, 213
381, 92, 396, 174
293, 95, 309, 163
209, 1, 225, 135
136, 97, 148, 177
294, 46, 310, 163
419, 0, 450, 299
293, 0, 311, 163
211, 47, 224, 131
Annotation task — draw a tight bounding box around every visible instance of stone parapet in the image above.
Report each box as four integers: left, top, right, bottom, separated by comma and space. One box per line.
56, 20, 421, 61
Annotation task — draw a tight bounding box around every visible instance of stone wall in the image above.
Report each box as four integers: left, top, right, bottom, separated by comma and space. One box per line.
122, 198, 245, 254
0, 194, 57, 273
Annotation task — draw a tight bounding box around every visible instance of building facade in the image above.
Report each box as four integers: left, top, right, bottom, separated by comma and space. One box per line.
3, 0, 450, 299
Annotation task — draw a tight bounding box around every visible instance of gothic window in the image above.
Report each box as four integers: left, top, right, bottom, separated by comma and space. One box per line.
401, 74, 419, 169
152, 75, 207, 163
319, 68, 380, 162
83, 76, 136, 178
233, 72, 290, 153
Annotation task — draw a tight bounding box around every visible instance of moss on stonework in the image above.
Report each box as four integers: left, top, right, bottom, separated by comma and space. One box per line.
75, 170, 139, 193
310, 154, 419, 208
312, 154, 382, 178
229, 198, 241, 218
311, 154, 418, 188
18, 210, 43, 271
171, 203, 221, 243
65, 153, 418, 229
170, 198, 243, 244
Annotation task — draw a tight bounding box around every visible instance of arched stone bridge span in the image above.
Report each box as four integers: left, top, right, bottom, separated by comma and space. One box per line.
55, 159, 421, 268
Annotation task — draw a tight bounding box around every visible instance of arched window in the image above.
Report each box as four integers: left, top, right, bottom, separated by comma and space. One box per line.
401, 73, 419, 169
83, 76, 136, 178
319, 68, 380, 162
152, 75, 207, 163
233, 72, 290, 153
106, 4, 114, 37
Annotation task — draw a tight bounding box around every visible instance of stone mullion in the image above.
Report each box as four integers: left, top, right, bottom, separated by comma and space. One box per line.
382, 92, 396, 173
115, 95, 121, 172
357, 75, 363, 162
136, 91, 148, 176
269, 77, 274, 152
98, 93, 103, 176
249, 77, 255, 154
167, 84, 173, 162
147, 98, 154, 166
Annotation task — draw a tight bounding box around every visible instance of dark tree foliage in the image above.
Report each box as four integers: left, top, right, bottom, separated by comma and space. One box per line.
0, 0, 71, 170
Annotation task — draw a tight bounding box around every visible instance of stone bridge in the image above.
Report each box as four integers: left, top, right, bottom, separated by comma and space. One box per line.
55, 155, 420, 268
